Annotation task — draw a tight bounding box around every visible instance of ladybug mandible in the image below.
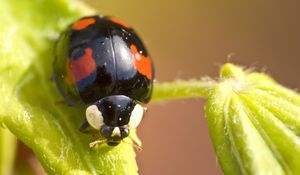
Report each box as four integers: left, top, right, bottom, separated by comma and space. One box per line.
53, 16, 154, 146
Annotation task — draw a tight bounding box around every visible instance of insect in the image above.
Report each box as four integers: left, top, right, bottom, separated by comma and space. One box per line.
53, 15, 154, 146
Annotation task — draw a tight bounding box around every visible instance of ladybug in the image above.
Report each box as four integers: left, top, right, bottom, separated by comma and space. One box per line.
53, 16, 154, 146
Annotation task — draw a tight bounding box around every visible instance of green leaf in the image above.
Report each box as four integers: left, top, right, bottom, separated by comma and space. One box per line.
3, 0, 300, 174
0, 0, 139, 174
0, 128, 17, 175
205, 63, 300, 175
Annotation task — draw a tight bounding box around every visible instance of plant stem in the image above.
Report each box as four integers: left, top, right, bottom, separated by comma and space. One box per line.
152, 79, 215, 101
0, 128, 17, 175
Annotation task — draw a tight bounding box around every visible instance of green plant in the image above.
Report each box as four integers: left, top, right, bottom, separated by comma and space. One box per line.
206, 64, 300, 174
1, 0, 300, 175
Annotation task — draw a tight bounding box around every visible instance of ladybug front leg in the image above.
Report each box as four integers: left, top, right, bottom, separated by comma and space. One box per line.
79, 119, 99, 136
89, 139, 106, 148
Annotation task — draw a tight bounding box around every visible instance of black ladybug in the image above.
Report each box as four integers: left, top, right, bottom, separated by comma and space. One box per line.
53, 16, 154, 146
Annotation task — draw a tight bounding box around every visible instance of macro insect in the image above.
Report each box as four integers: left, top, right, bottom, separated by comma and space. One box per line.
53, 15, 154, 146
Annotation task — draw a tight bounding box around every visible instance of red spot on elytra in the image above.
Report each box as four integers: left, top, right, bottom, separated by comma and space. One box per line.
66, 48, 96, 83
72, 18, 96, 30
130, 45, 152, 80
110, 17, 130, 28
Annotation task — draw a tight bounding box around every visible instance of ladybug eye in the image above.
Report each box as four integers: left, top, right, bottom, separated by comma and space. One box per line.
128, 104, 144, 128
86, 105, 104, 130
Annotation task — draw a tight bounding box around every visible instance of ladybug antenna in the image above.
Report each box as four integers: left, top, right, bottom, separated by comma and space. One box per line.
89, 139, 106, 148
122, 140, 143, 152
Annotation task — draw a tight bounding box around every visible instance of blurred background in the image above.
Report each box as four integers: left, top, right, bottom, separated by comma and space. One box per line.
15, 0, 300, 174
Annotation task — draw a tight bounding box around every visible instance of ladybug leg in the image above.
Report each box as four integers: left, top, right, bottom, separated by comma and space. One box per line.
79, 120, 88, 130
89, 140, 104, 148
79, 120, 105, 148
121, 139, 143, 152
79, 119, 92, 133
79, 119, 100, 136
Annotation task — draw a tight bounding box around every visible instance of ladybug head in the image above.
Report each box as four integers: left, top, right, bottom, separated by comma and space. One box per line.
83, 95, 144, 146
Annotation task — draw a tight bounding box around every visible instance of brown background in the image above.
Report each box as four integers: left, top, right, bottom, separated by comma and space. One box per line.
14, 0, 300, 174
82, 0, 300, 175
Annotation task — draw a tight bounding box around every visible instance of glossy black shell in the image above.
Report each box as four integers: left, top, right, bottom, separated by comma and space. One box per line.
53, 16, 154, 106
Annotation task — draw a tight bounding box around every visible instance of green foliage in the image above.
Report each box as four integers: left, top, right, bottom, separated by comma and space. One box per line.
152, 79, 215, 101
1, 0, 300, 174
206, 63, 300, 175
0, 128, 16, 175
0, 0, 138, 174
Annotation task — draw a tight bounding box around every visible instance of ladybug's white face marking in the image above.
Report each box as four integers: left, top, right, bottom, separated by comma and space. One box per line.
128, 104, 144, 128
86, 105, 104, 130
111, 127, 121, 137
